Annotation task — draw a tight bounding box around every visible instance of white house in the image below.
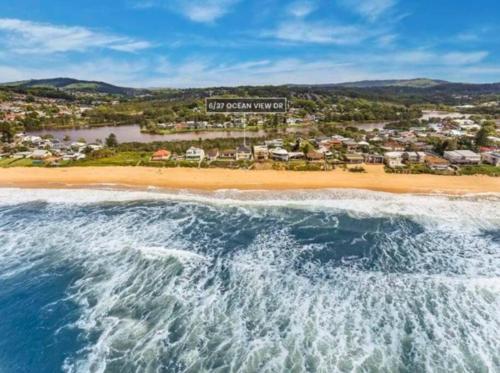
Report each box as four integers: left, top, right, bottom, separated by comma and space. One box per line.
185, 146, 205, 161
481, 152, 500, 166
443, 150, 480, 164
253, 145, 269, 161
384, 152, 404, 168
270, 147, 289, 161
30, 149, 52, 160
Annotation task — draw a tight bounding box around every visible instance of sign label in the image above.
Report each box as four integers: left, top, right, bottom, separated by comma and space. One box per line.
206, 98, 287, 113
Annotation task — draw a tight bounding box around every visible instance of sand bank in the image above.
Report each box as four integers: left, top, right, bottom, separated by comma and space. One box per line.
0, 166, 499, 194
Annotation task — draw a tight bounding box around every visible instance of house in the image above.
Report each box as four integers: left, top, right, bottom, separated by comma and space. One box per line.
425, 155, 450, 171
30, 149, 52, 160
185, 146, 205, 161
288, 151, 305, 160
481, 152, 500, 166
13, 151, 33, 159
235, 145, 252, 161
381, 141, 405, 152
402, 151, 426, 164
220, 149, 236, 160
270, 147, 289, 161
306, 150, 324, 161
22, 135, 42, 144
443, 150, 480, 164
253, 145, 269, 161
265, 139, 284, 148
342, 139, 358, 152
151, 149, 171, 161
344, 153, 364, 164
363, 154, 384, 164
207, 149, 220, 161
384, 152, 404, 168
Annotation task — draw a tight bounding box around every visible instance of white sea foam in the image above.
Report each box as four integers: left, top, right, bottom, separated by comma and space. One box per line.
0, 187, 499, 232
0, 188, 498, 372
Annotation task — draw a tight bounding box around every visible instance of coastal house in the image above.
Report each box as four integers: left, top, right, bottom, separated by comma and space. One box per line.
270, 147, 289, 161
306, 150, 324, 161
207, 149, 220, 161
384, 152, 404, 168
220, 149, 236, 160
363, 154, 384, 164
443, 150, 480, 164
253, 145, 269, 161
481, 151, 500, 166
402, 151, 426, 164
342, 139, 358, 152
185, 147, 205, 161
288, 151, 305, 160
265, 139, 284, 148
381, 141, 405, 152
425, 155, 450, 171
30, 149, 52, 160
235, 145, 252, 161
151, 149, 171, 161
344, 153, 364, 164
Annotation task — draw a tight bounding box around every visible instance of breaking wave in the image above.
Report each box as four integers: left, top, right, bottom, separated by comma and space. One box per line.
0, 188, 498, 372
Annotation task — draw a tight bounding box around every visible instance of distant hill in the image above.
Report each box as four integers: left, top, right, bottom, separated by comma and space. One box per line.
334, 78, 449, 88
0, 78, 148, 96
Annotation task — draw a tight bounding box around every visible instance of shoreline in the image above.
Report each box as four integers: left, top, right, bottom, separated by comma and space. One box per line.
0, 166, 499, 195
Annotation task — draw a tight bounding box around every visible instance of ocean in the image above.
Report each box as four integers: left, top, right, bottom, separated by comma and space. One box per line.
0, 188, 498, 373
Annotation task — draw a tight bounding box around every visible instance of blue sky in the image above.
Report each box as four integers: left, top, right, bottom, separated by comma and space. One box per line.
0, 0, 498, 87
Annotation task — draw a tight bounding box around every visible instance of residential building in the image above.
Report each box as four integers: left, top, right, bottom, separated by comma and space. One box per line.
443, 150, 480, 164
288, 151, 305, 160
425, 155, 450, 171
220, 149, 236, 160
363, 154, 384, 164
185, 146, 205, 161
207, 149, 220, 161
270, 148, 289, 161
306, 150, 324, 161
151, 149, 171, 161
344, 153, 364, 164
235, 145, 252, 161
30, 149, 52, 160
253, 145, 269, 161
384, 152, 404, 168
402, 152, 426, 164
481, 152, 500, 166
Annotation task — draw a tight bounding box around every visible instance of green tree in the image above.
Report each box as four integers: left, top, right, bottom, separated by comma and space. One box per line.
475, 121, 495, 148
0, 122, 15, 143
105, 133, 118, 148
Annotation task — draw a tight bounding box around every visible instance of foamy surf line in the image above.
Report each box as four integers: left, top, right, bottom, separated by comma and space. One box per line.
1, 187, 499, 231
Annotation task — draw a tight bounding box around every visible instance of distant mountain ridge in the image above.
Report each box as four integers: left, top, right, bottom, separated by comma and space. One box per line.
335, 78, 449, 88
0, 78, 147, 96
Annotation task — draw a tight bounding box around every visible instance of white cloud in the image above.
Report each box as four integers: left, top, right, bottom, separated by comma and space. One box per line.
265, 20, 367, 44
0, 18, 152, 54
0, 49, 493, 88
388, 50, 489, 66
341, 0, 397, 21
287, 1, 317, 18
133, 0, 240, 23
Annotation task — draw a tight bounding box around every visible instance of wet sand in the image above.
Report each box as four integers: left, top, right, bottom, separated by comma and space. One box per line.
0, 166, 499, 194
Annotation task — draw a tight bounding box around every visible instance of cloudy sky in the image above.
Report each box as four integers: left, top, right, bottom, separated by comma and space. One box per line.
0, 0, 498, 87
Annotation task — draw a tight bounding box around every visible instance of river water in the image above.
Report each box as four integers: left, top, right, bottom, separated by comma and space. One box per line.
28, 122, 390, 144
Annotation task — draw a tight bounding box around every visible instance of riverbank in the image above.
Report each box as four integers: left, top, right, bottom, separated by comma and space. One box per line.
0, 165, 499, 194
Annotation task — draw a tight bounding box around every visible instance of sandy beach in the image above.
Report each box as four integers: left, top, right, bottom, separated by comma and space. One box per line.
0, 166, 499, 194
